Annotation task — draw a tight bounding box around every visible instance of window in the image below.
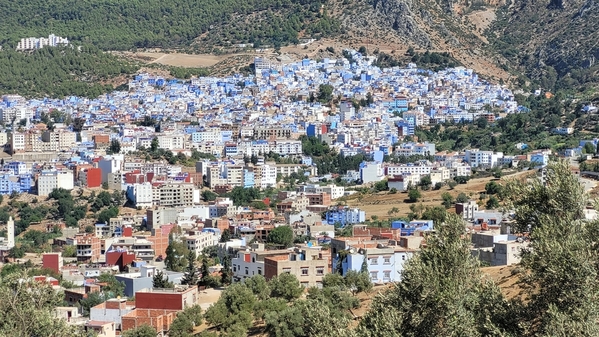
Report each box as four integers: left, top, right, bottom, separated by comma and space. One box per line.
245, 267, 249, 275
258, 269, 262, 275
369, 258, 378, 265
283, 268, 291, 274
383, 271, 391, 280
301, 268, 309, 276
383, 257, 391, 265
370, 272, 378, 281
316, 268, 324, 276
402, 255, 406, 261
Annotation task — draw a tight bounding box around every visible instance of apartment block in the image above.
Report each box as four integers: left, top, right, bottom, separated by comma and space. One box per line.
37, 169, 74, 196
153, 182, 195, 207
264, 248, 329, 288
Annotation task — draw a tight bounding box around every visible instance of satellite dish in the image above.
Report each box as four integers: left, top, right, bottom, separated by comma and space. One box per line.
348, 248, 356, 254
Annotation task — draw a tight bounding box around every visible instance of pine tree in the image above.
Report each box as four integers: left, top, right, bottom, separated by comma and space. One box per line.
181, 251, 198, 286
198, 257, 211, 288
221, 254, 233, 285
153, 270, 173, 289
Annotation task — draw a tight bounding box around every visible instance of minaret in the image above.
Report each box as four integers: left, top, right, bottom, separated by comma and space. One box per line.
7, 216, 14, 249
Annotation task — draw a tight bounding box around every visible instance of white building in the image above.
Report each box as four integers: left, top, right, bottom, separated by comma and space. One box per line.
185, 231, 218, 257
16, 34, 69, 51
37, 170, 74, 196
360, 162, 384, 184
127, 182, 153, 209
387, 174, 420, 191
98, 155, 124, 183
464, 150, 503, 168
0, 216, 15, 250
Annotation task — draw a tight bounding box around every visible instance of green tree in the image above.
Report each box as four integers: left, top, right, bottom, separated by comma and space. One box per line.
201, 190, 218, 202
269, 273, 303, 301
169, 305, 203, 337
204, 283, 256, 335
220, 228, 231, 243
318, 84, 334, 103
447, 180, 458, 189
344, 270, 372, 295
419, 175, 432, 190
245, 274, 271, 301
267, 226, 294, 248
108, 139, 121, 154
122, 324, 157, 337
80, 292, 106, 316
181, 251, 198, 286
408, 188, 421, 202
221, 254, 233, 285
485, 181, 503, 195
456, 192, 469, 204
357, 213, 514, 336
421, 206, 448, 225
265, 298, 350, 337
583, 142, 595, 154
165, 239, 189, 272
322, 273, 345, 288
441, 192, 454, 208
153, 270, 174, 288
486, 196, 500, 209
97, 273, 125, 297
0, 272, 85, 336
506, 160, 599, 336
150, 137, 159, 152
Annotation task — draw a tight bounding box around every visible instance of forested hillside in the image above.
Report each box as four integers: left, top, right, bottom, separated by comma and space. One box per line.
488, 0, 599, 91
0, 46, 138, 98
0, 0, 339, 51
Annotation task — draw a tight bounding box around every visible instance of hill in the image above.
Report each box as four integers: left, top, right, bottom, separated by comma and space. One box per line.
0, 0, 338, 51
1, 0, 598, 92
488, 0, 599, 90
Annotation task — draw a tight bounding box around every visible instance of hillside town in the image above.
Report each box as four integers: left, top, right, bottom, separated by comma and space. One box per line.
0, 50, 594, 336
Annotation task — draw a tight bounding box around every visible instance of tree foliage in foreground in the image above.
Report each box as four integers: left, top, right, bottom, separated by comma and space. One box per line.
0, 272, 86, 336
506, 160, 599, 336
357, 213, 516, 337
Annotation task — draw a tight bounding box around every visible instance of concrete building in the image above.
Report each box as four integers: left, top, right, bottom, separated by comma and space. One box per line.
126, 182, 153, 208
264, 247, 330, 288
471, 232, 529, 266
331, 238, 416, 284
231, 244, 290, 282
75, 234, 102, 263
464, 149, 503, 168
134, 285, 199, 311
0, 216, 15, 256
89, 298, 135, 330
37, 169, 74, 196
360, 161, 384, 184
387, 174, 420, 191
456, 200, 479, 221
153, 182, 195, 207
185, 231, 218, 257
146, 208, 178, 231
325, 206, 366, 226
84, 321, 117, 337
98, 155, 124, 183
114, 265, 156, 297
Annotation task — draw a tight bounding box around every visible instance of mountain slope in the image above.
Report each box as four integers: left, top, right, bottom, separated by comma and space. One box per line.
488, 0, 599, 90
0, 0, 338, 50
